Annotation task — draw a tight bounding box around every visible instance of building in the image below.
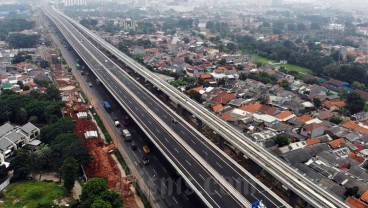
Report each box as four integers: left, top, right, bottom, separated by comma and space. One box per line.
0, 122, 40, 163
63, 0, 87, 7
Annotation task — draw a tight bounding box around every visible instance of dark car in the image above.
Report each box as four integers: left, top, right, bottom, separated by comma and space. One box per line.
142, 155, 150, 165
130, 142, 137, 150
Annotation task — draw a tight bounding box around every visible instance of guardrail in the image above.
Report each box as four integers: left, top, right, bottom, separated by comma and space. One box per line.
44, 6, 251, 208
54, 7, 349, 208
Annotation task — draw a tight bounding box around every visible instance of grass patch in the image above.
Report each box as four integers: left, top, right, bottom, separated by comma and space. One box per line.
90, 108, 112, 143
0, 180, 66, 208
133, 181, 151, 208
253, 54, 311, 73
113, 149, 131, 175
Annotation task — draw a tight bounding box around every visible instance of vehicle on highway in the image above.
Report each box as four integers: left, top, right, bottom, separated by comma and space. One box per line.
122, 116, 130, 126
143, 145, 150, 154
104, 59, 108, 63
88, 82, 92, 87
103, 101, 112, 113
142, 155, 150, 165
252, 201, 266, 208
120, 128, 131, 141
130, 142, 137, 150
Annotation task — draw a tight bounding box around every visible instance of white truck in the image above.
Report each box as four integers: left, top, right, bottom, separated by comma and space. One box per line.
121, 129, 132, 141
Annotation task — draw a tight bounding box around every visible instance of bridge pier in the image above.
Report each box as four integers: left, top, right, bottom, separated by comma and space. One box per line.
177, 104, 183, 115
219, 136, 225, 150
196, 118, 203, 132
289, 190, 297, 207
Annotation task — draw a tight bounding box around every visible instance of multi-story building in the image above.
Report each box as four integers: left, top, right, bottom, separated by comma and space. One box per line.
63, 0, 87, 7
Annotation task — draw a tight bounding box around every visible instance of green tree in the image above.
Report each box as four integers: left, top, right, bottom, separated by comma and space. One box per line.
188, 90, 202, 102
8, 33, 40, 48
184, 56, 193, 65
346, 92, 365, 114
329, 117, 343, 125
11, 149, 32, 181
32, 144, 52, 171
218, 58, 226, 65
0, 164, 8, 182
313, 98, 322, 109
100, 190, 123, 208
279, 80, 290, 90
91, 199, 112, 208
183, 37, 190, 44
345, 186, 359, 197
352, 81, 366, 90
62, 157, 78, 192
272, 135, 290, 147
239, 73, 247, 81
17, 107, 28, 123
81, 178, 109, 207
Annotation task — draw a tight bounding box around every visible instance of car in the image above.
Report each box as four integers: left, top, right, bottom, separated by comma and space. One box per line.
143, 145, 150, 154
130, 142, 137, 150
88, 82, 93, 87
104, 59, 108, 63
142, 155, 150, 165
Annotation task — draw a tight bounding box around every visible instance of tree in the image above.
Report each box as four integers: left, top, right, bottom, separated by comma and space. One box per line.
183, 37, 190, 44
11, 149, 32, 181
279, 80, 290, 90
81, 178, 109, 207
8, 33, 40, 48
32, 144, 52, 170
313, 98, 322, 109
272, 135, 290, 147
226, 43, 237, 53
188, 90, 202, 102
17, 107, 28, 123
352, 81, 366, 90
100, 190, 123, 208
345, 186, 359, 197
346, 92, 365, 114
17, 80, 24, 89
0, 164, 8, 182
329, 117, 343, 125
239, 73, 247, 81
91, 199, 112, 208
184, 56, 193, 65
218, 58, 226, 65
62, 157, 78, 192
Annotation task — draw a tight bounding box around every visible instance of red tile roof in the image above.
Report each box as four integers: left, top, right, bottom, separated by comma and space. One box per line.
219, 113, 236, 121
296, 115, 314, 123
212, 104, 224, 112
211, 92, 236, 105
239, 102, 262, 113
188, 86, 204, 93
328, 138, 346, 149
361, 189, 368, 203
323, 100, 346, 109
305, 138, 320, 146
317, 110, 333, 120
343, 121, 368, 135
346, 196, 368, 208
277, 111, 294, 120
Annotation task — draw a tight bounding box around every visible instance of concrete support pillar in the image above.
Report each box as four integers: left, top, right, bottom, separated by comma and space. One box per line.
289, 190, 297, 207
219, 136, 225, 150
196, 118, 203, 132
177, 104, 183, 116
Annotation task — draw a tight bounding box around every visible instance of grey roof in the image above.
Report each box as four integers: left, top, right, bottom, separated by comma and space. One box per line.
282, 143, 330, 164
0, 122, 14, 137
344, 179, 368, 195
318, 178, 346, 198
228, 98, 246, 107
317, 151, 358, 168
21, 122, 38, 134
0, 137, 13, 151
5, 131, 24, 143
344, 132, 364, 142
309, 162, 338, 178
293, 163, 324, 182
328, 126, 349, 138
348, 166, 368, 183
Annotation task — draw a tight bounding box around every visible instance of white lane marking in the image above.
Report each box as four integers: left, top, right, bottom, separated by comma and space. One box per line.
154, 156, 158, 161
183, 193, 188, 200
139, 137, 143, 141
163, 167, 167, 172
164, 137, 169, 142
215, 190, 222, 198
180, 130, 185, 134
202, 150, 208, 155
163, 183, 167, 189
148, 120, 152, 125
191, 139, 196, 144
163, 114, 167, 118
174, 148, 179, 153
185, 160, 191, 166
232, 177, 240, 184
155, 128, 160, 133
172, 196, 178, 204
216, 162, 223, 169
140, 113, 145, 117
198, 173, 205, 180
153, 169, 157, 175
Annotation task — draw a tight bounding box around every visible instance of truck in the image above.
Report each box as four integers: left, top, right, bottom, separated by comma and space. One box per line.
121, 129, 131, 141
143, 145, 150, 154
103, 101, 112, 113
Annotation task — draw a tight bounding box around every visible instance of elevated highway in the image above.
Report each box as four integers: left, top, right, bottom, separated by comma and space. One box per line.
52, 6, 350, 208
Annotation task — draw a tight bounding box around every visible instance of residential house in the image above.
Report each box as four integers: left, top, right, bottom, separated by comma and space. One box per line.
301, 123, 326, 138
211, 91, 236, 105
352, 112, 368, 122
323, 100, 346, 111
